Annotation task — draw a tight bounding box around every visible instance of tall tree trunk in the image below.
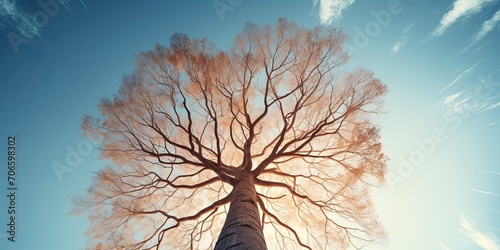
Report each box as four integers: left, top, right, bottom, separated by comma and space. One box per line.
214, 173, 267, 250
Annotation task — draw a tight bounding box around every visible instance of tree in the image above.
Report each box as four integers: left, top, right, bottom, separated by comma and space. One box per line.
72, 18, 387, 250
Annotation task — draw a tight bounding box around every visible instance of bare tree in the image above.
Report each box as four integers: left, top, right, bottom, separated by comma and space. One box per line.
72, 18, 387, 250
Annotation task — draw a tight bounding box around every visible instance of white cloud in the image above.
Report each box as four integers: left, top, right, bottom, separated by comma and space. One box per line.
471, 188, 500, 197
79, 0, 88, 11
391, 23, 414, 54
437, 241, 452, 250
460, 216, 500, 250
440, 73, 500, 117
463, 10, 500, 52
429, 0, 497, 38
0, 0, 87, 39
444, 92, 462, 105
312, 0, 355, 25
472, 10, 500, 42
484, 101, 500, 111
440, 62, 480, 92
444, 92, 496, 115
478, 171, 500, 175
0, 0, 41, 38
57, 0, 71, 12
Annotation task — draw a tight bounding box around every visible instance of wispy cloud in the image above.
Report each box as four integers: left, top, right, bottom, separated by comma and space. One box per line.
441, 62, 481, 92
79, 0, 88, 11
471, 9, 500, 41
0, 0, 41, 38
312, 0, 355, 25
443, 92, 497, 115
0, 0, 87, 38
471, 188, 500, 198
57, 0, 71, 12
443, 92, 462, 105
478, 171, 500, 175
484, 101, 500, 111
391, 23, 414, 54
460, 215, 500, 250
463, 10, 500, 52
440, 74, 500, 116
437, 241, 452, 250
428, 0, 497, 39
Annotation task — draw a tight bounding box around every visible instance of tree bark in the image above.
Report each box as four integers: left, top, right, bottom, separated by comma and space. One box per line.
214, 172, 267, 250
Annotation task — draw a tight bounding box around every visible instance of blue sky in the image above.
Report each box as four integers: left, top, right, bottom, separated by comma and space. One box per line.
0, 0, 499, 249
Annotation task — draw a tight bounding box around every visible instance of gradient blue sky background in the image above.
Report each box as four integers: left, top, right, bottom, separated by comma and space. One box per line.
0, 0, 499, 249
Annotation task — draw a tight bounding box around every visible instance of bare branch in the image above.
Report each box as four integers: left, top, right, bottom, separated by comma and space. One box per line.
75, 18, 387, 250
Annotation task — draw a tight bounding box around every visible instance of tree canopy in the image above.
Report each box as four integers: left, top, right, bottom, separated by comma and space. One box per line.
72, 18, 388, 250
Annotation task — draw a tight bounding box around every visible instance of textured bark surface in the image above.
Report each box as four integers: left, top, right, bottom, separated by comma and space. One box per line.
215, 173, 267, 250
